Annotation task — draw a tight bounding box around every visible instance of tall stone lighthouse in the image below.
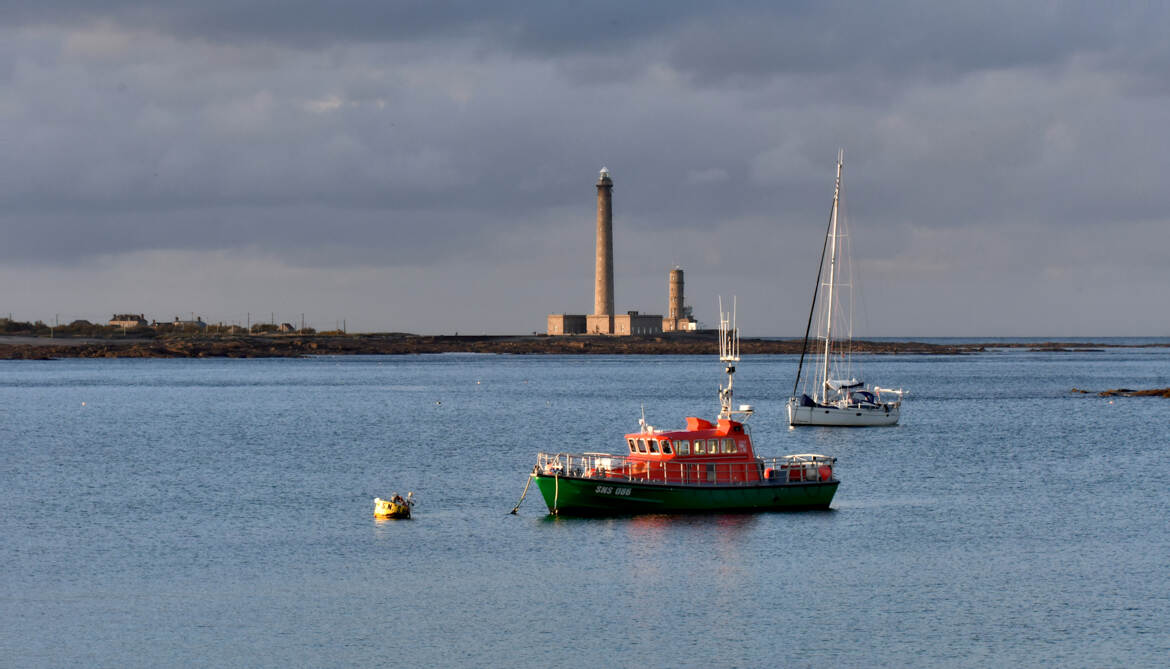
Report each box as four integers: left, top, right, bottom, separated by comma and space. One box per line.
587, 167, 615, 334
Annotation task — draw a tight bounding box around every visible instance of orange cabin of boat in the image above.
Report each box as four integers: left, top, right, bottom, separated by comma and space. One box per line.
606, 417, 763, 485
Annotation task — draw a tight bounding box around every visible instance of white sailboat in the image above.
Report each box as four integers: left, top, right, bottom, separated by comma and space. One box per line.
786, 150, 903, 427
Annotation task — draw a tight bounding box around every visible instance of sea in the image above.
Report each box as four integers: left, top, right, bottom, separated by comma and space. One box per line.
2, 342, 1169, 667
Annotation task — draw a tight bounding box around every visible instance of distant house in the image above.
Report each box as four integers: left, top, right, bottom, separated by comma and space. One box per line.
163, 316, 207, 330
278, 323, 296, 333
109, 314, 148, 328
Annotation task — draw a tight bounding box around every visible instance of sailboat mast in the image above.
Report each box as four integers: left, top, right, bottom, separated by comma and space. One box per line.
820, 150, 843, 400
792, 165, 837, 401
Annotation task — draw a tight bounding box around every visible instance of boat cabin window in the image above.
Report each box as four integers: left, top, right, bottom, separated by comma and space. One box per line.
676, 440, 690, 455
648, 439, 659, 453
693, 440, 705, 455
661, 439, 672, 454
627, 438, 636, 453
723, 438, 735, 454
636, 439, 647, 453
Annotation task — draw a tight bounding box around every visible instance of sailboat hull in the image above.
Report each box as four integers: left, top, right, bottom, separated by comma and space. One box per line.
787, 399, 900, 426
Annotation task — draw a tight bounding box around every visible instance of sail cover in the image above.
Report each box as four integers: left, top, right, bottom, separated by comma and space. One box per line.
827, 379, 863, 390
850, 390, 877, 404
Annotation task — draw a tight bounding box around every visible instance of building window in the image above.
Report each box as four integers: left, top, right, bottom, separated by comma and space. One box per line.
661, 439, 672, 454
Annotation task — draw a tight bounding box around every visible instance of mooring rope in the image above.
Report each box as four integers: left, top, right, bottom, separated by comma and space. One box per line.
509, 469, 536, 515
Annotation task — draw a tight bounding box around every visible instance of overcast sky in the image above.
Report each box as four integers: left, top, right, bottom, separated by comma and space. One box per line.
2, 2, 1168, 336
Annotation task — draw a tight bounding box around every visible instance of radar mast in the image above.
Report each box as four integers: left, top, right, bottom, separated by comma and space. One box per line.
718, 297, 753, 421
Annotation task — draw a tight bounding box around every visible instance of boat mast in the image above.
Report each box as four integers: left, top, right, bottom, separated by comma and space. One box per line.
820, 150, 843, 401
718, 297, 750, 420
791, 164, 837, 401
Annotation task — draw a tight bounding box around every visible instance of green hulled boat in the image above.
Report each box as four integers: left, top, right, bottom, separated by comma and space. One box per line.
529, 303, 839, 516
533, 455, 838, 515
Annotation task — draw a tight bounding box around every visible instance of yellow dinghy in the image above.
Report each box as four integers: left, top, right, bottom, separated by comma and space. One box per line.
374, 492, 414, 519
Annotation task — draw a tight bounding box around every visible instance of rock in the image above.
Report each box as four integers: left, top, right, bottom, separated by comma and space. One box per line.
1097, 387, 1170, 397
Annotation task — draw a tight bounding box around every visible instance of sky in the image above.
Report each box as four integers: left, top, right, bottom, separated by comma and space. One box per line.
2, 1, 1168, 336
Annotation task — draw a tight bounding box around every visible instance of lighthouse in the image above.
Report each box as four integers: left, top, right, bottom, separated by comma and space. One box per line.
587, 167, 615, 334
546, 167, 682, 336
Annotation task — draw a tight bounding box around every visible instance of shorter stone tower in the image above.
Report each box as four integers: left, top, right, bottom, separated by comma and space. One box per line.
668, 268, 684, 319
663, 267, 694, 332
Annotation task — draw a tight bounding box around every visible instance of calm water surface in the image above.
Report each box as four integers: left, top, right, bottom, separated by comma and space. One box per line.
2, 349, 1168, 667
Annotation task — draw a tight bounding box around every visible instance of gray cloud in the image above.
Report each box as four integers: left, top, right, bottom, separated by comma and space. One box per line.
2, 3, 1169, 335
10, 2, 1162, 75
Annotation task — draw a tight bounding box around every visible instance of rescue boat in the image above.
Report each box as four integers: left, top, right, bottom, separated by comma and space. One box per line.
531, 303, 838, 516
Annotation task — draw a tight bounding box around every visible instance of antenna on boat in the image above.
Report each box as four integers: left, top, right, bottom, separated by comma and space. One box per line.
718, 297, 752, 420
639, 403, 653, 433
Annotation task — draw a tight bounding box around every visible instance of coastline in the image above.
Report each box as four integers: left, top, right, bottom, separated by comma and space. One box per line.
1, 333, 1161, 360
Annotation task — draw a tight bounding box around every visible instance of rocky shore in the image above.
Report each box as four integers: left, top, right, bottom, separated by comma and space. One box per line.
1072, 387, 1170, 398
3, 333, 1164, 360
0, 333, 989, 359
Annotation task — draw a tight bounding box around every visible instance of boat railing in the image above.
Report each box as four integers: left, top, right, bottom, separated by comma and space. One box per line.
535, 452, 836, 486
